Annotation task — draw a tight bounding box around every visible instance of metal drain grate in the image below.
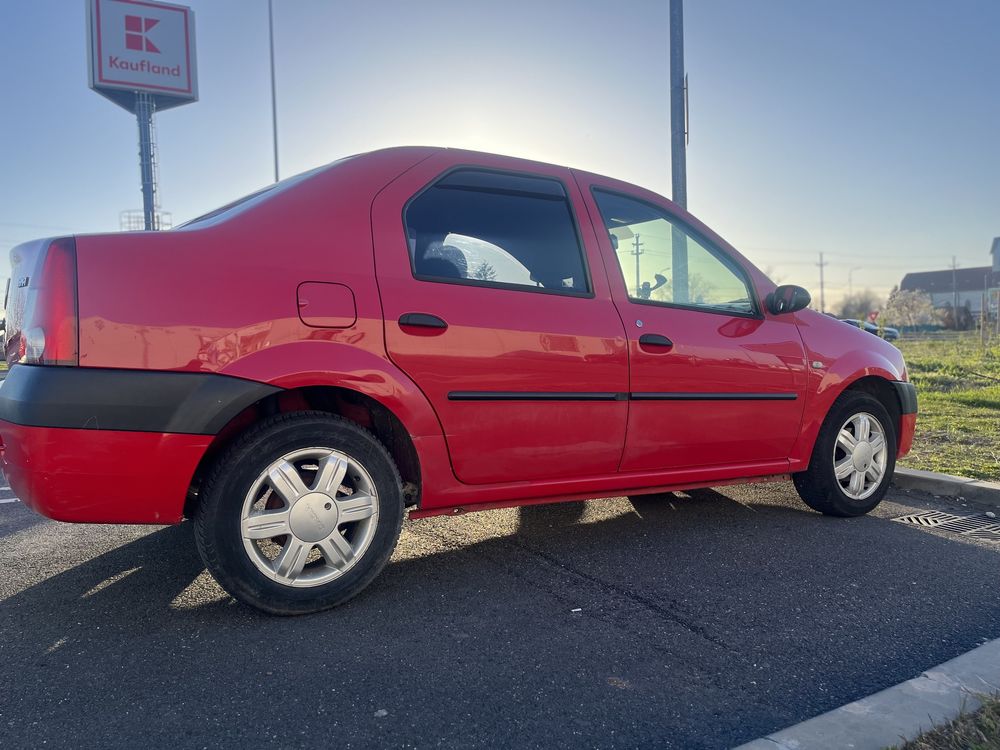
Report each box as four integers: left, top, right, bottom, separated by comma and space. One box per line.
894, 510, 1000, 542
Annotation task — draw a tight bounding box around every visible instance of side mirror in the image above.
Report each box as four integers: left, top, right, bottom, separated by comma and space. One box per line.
766, 284, 811, 315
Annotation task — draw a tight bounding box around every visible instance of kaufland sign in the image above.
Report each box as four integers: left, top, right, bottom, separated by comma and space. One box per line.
88, 0, 198, 111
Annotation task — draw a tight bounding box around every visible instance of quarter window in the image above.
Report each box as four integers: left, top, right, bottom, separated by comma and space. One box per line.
404, 170, 590, 294
593, 190, 755, 315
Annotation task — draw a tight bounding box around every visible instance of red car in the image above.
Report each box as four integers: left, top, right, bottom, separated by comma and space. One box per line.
0, 147, 916, 614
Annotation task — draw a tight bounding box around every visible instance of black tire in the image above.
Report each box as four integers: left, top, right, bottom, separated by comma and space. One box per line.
792, 390, 897, 517
194, 411, 404, 615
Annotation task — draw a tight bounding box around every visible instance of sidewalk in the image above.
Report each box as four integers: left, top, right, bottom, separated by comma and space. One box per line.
735, 638, 1000, 750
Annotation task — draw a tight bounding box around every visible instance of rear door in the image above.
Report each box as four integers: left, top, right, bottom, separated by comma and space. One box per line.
577, 177, 808, 473
372, 153, 629, 485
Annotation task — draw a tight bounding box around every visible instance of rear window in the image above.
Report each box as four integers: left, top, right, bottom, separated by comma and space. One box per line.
178, 157, 353, 228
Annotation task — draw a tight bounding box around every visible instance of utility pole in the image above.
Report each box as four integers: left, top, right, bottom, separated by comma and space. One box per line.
817, 252, 828, 313
268, 0, 280, 183
632, 234, 645, 298
950, 256, 959, 312
669, 0, 689, 303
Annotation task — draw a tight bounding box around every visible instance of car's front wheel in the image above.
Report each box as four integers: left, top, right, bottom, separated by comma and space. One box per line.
792, 390, 897, 517
194, 412, 404, 615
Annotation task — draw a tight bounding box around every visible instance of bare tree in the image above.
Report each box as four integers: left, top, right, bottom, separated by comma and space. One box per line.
761, 265, 785, 284
472, 262, 497, 282
882, 288, 935, 329
835, 289, 883, 320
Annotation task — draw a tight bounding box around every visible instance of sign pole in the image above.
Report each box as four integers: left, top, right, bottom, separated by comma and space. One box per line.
268, 0, 280, 183
87, 0, 198, 231
135, 91, 158, 231
669, 0, 689, 303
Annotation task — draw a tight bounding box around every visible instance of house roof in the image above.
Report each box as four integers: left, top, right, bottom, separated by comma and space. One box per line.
900, 266, 998, 293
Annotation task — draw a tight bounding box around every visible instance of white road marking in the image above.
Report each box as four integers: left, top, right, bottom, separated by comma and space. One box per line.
0, 498, 20, 504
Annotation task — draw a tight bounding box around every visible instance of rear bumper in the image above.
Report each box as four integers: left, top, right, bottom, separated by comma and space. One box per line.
0, 421, 212, 523
0, 364, 278, 524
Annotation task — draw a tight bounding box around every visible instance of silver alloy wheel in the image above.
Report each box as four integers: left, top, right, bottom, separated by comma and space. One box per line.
832, 411, 888, 501
240, 447, 379, 588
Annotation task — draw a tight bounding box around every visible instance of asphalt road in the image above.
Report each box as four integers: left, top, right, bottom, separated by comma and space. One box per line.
1, 482, 998, 749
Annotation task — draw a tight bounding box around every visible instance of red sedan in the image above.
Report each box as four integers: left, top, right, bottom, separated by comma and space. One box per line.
0, 147, 916, 614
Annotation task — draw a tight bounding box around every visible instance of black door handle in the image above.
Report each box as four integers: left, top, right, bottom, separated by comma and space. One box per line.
399, 312, 448, 330
638, 333, 673, 348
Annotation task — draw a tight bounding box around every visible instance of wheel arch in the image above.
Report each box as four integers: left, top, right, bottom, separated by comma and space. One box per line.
184, 383, 424, 518
183, 343, 445, 517
792, 355, 908, 471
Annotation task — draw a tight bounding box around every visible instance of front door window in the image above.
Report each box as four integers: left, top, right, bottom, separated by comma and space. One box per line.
593, 189, 755, 316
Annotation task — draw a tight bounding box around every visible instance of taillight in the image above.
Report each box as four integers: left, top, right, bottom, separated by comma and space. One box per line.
13, 237, 79, 366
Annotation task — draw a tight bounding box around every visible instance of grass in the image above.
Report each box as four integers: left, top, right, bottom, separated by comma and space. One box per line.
897, 333, 1000, 482
892, 694, 1000, 749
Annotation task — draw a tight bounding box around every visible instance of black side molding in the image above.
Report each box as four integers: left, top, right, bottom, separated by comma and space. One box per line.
630, 392, 798, 401
0, 365, 280, 435
448, 391, 626, 402
892, 381, 918, 415
447, 391, 797, 402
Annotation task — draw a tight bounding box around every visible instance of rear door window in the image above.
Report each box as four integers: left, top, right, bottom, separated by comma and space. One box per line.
404, 169, 591, 295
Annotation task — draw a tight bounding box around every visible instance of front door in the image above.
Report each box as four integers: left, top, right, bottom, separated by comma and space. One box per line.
578, 178, 807, 473
372, 155, 629, 485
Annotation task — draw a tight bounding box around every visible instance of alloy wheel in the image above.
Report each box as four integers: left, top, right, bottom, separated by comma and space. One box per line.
240, 447, 379, 587
832, 412, 888, 501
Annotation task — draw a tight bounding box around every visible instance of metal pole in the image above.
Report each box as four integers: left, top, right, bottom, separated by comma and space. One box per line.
669, 0, 687, 210
633, 234, 643, 297
817, 252, 828, 313
669, 0, 689, 303
951, 256, 959, 312
268, 0, 280, 183
136, 92, 157, 231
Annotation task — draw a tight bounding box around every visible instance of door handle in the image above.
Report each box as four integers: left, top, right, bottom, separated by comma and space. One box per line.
399, 312, 448, 330
638, 333, 673, 349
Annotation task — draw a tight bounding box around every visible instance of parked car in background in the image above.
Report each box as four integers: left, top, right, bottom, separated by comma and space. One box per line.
840, 318, 900, 341
0, 147, 917, 615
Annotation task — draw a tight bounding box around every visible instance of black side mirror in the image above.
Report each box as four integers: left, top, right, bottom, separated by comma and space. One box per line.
766, 284, 811, 315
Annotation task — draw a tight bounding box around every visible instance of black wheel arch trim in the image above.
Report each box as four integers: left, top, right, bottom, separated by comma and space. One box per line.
0, 364, 281, 435
892, 380, 918, 415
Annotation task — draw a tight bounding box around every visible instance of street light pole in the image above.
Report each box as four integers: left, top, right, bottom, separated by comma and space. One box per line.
669, 0, 689, 303
268, 0, 280, 183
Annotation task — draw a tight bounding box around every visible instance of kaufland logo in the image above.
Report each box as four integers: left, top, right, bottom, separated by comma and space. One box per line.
125, 15, 160, 53
107, 13, 181, 78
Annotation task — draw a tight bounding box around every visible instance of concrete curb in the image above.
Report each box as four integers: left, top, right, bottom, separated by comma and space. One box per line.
733, 638, 1000, 750
892, 467, 1000, 508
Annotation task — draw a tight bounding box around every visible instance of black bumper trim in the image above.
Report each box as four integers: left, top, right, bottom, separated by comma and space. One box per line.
0, 365, 281, 435
892, 381, 918, 415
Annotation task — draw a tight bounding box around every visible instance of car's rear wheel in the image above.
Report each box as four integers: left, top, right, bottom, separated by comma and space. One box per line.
194, 412, 404, 615
792, 390, 897, 517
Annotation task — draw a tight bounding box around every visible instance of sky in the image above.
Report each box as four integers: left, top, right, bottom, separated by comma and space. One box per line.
1, 0, 998, 310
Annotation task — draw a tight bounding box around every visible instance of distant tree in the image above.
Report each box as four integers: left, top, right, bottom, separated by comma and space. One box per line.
835, 289, 883, 320
882, 288, 935, 329
761, 265, 785, 284
472, 262, 497, 282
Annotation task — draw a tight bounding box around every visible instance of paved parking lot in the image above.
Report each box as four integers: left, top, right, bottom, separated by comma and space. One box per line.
1, 482, 998, 749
